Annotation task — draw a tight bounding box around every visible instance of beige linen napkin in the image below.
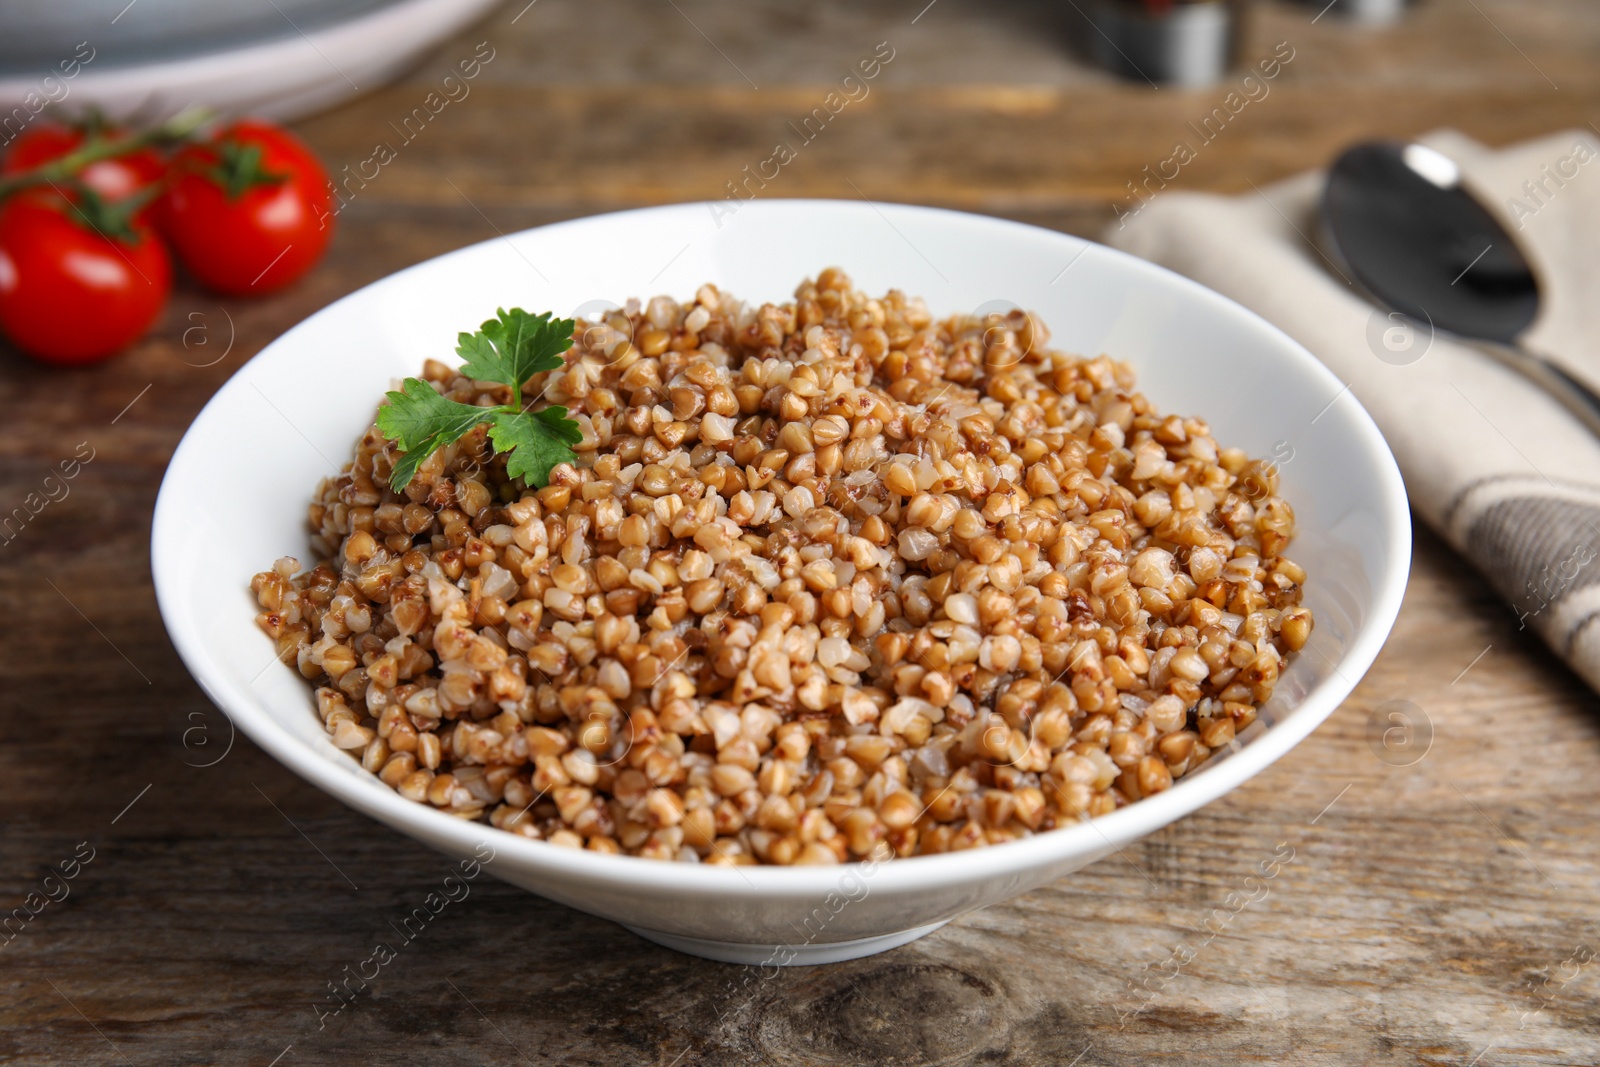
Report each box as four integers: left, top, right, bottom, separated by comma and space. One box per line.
1108, 129, 1600, 692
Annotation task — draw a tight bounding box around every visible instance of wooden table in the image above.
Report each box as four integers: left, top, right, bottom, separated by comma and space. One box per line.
4, 1, 1599, 1063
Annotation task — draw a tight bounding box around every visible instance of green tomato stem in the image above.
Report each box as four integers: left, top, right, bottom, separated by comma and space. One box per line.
0, 107, 214, 202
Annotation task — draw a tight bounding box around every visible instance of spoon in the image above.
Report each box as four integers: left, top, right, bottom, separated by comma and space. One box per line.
1319, 141, 1600, 437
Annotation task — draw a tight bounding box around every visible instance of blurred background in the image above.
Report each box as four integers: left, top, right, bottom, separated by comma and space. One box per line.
7, 0, 1593, 256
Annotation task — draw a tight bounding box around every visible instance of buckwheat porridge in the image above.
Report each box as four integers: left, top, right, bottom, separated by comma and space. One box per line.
251, 269, 1312, 865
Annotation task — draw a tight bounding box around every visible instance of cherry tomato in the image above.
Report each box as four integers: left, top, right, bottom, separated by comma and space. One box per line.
0, 192, 172, 365
161, 120, 332, 296
2, 124, 166, 212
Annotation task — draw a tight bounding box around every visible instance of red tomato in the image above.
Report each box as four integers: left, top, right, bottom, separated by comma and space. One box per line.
0, 193, 172, 365
161, 120, 332, 296
1, 124, 166, 209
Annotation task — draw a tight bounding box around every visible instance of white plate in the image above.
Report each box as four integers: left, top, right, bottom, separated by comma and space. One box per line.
0, 0, 501, 124
153, 199, 1411, 964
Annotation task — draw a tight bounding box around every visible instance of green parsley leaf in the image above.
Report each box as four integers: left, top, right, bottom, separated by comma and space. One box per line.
374, 377, 496, 492
387, 435, 445, 493
374, 309, 584, 493
456, 308, 574, 405
376, 377, 493, 451
488, 407, 583, 487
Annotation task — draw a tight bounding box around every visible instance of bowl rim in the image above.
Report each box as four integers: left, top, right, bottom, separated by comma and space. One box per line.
152, 197, 1412, 898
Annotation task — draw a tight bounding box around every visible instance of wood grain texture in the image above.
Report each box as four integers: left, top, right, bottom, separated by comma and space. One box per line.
2, 1, 1599, 1064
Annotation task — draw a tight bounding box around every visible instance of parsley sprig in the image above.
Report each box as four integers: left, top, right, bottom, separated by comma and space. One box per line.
376, 308, 583, 492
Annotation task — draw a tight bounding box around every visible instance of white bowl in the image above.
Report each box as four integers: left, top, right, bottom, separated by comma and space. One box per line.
153, 200, 1410, 965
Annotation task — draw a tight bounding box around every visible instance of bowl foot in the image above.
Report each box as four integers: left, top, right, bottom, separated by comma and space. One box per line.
622, 920, 950, 965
